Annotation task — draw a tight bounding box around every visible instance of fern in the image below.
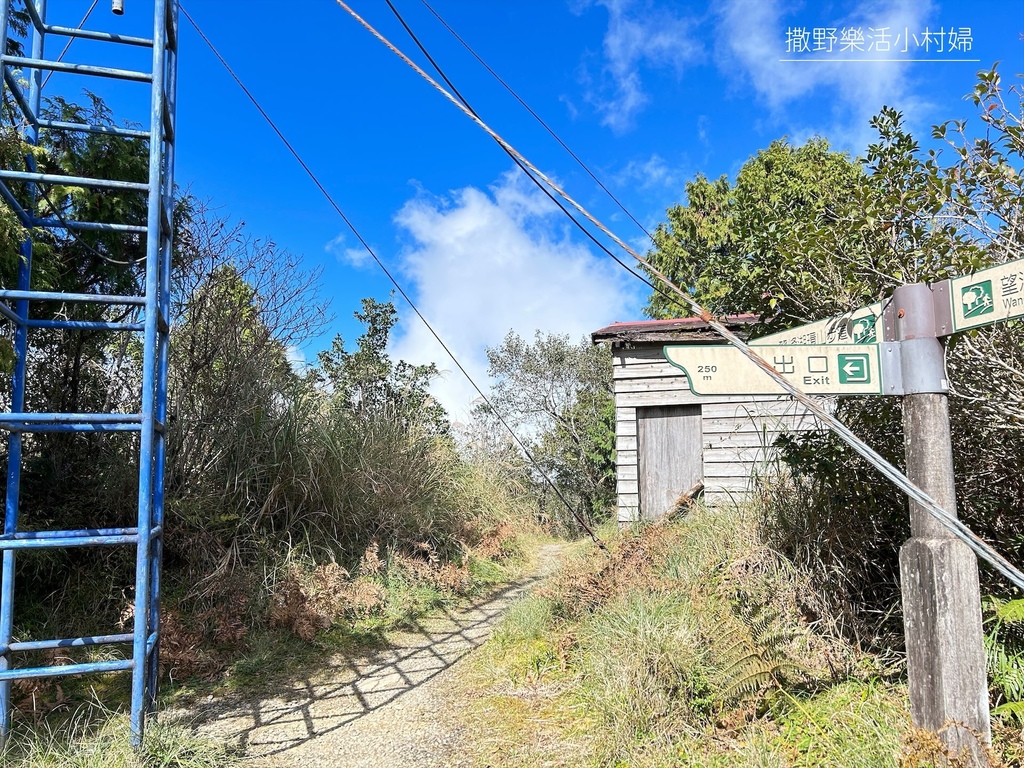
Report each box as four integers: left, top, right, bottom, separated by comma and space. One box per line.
993, 700, 1024, 721
990, 596, 1024, 624
714, 603, 806, 702
984, 595, 1024, 722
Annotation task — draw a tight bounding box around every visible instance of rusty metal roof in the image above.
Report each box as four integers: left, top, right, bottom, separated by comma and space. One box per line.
591, 315, 760, 345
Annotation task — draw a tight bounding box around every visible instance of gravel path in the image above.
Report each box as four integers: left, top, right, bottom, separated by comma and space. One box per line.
170, 544, 565, 767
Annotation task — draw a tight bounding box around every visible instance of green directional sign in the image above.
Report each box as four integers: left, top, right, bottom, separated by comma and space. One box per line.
752, 301, 884, 347
950, 257, 1024, 332
838, 353, 870, 384
663, 344, 883, 396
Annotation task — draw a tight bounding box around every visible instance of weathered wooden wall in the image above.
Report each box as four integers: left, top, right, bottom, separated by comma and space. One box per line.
612, 345, 820, 522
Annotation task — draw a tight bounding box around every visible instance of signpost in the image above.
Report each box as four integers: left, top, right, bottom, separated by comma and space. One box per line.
663, 344, 882, 396
660, 261, 1024, 764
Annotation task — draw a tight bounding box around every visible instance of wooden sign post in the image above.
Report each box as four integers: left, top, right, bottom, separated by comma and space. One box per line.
889, 283, 990, 763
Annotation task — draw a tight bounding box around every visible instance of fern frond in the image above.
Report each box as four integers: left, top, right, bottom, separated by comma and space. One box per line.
993, 598, 1024, 625
993, 700, 1024, 723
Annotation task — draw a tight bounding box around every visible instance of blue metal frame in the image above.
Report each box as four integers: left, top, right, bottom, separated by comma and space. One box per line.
0, 0, 178, 748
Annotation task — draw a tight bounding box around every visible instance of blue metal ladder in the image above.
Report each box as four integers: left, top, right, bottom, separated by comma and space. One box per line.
0, 0, 177, 746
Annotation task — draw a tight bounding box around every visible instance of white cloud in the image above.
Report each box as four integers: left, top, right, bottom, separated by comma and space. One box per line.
615, 153, 682, 191
325, 232, 371, 269
389, 170, 642, 421
582, 0, 702, 133
715, 0, 934, 149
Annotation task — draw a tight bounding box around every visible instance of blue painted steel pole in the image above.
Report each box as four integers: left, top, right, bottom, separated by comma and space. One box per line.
0, 1, 45, 744
146, 0, 178, 715
130, 0, 170, 745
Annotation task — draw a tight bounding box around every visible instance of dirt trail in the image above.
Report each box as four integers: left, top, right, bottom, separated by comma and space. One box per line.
170, 544, 565, 768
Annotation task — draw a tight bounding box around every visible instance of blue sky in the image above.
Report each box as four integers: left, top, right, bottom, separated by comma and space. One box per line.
38, 0, 1024, 417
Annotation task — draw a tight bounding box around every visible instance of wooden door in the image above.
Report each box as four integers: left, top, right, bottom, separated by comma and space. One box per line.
637, 405, 703, 520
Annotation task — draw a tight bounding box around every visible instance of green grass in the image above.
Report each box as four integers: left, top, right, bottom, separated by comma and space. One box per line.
459, 503, 927, 767
0, 703, 235, 768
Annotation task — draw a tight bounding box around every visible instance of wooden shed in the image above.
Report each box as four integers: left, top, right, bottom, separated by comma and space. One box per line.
592, 317, 819, 523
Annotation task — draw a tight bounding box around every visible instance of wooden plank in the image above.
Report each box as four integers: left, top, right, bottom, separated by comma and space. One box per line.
716, 419, 815, 435
704, 446, 774, 464
616, 420, 637, 438
615, 377, 694, 394
703, 431, 795, 448
613, 348, 667, 366
615, 405, 636, 421
618, 479, 639, 495
617, 464, 638, 481
705, 476, 756, 491
703, 459, 763, 476
618, 508, 641, 523
706, 489, 751, 506
616, 448, 637, 465
616, 434, 638, 452
618, 390, 705, 408
702, 399, 804, 418
612, 362, 679, 379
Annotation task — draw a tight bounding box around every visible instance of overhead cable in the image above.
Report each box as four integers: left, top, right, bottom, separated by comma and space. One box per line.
330, 0, 1024, 590
382, 0, 684, 316
42, 0, 100, 89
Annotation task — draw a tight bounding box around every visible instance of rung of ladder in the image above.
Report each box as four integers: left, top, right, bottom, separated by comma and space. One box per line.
20, 4, 153, 47
0, 527, 157, 550
44, 26, 154, 48
0, 169, 148, 193
5, 633, 134, 653
0, 290, 145, 305
0, 420, 165, 435
0, 415, 143, 434
38, 119, 150, 140
2, 55, 151, 84
1, 422, 144, 433
26, 319, 145, 332
31, 217, 148, 234
0, 659, 132, 682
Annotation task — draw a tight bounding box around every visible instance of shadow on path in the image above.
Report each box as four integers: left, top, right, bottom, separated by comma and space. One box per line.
172, 570, 547, 760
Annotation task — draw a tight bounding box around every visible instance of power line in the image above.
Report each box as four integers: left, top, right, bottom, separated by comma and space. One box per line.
330, 0, 1024, 589
381, 0, 691, 320
416, 0, 655, 243
42, 0, 100, 90
178, 5, 607, 550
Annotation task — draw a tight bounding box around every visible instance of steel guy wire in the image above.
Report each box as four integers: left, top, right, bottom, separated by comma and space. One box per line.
179, 4, 608, 550
331, 0, 1024, 590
